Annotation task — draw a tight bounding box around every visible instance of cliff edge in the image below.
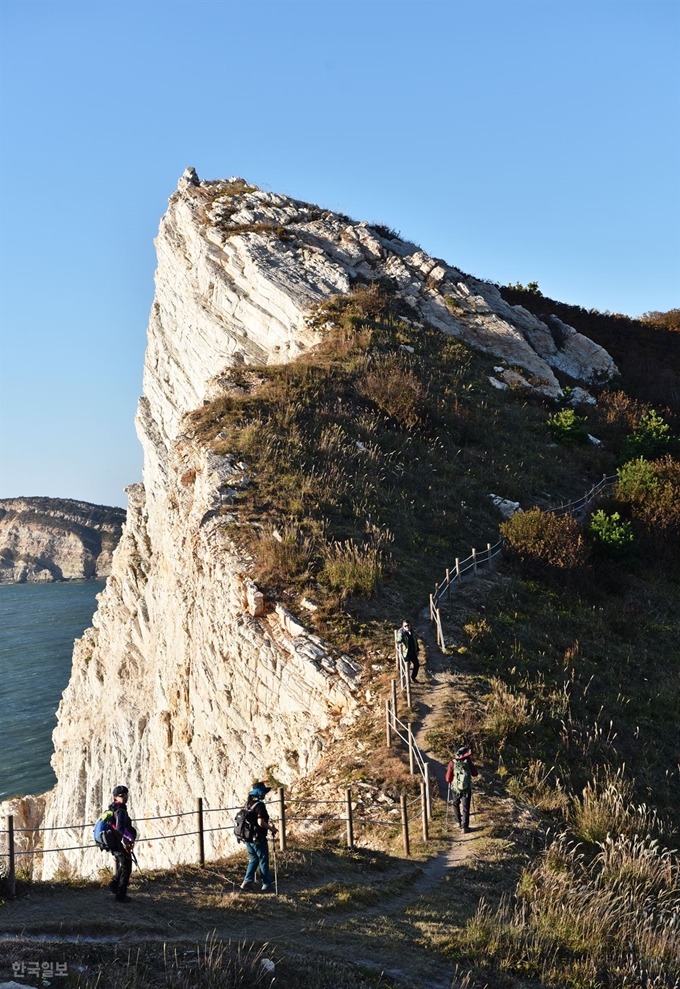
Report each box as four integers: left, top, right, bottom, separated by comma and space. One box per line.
3, 170, 619, 879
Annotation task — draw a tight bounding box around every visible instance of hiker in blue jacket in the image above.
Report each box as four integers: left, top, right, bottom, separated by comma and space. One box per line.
240, 782, 277, 893
106, 785, 137, 902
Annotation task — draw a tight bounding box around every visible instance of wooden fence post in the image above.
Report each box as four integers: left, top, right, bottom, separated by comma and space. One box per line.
424, 762, 432, 820
405, 669, 412, 710
455, 557, 460, 580
346, 788, 354, 849
391, 679, 398, 728
197, 798, 205, 868
420, 781, 429, 842
278, 787, 287, 852
385, 699, 392, 747
7, 816, 15, 898
408, 724, 415, 775
429, 593, 434, 621
472, 547, 477, 574
446, 568, 451, 600
400, 794, 410, 857
487, 542, 492, 568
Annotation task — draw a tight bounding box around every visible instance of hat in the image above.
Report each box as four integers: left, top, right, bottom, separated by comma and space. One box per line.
112, 785, 129, 799
455, 746, 472, 761
248, 782, 271, 798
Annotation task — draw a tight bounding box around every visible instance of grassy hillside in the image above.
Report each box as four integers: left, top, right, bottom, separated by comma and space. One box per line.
3, 281, 677, 988
188, 280, 680, 986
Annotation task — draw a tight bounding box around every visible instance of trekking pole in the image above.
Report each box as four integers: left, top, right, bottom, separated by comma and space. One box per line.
128, 844, 145, 878
271, 835, 278, 896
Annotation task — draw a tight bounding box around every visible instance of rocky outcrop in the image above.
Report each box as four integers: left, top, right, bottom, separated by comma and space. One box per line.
2, 171, 617, 879
0, 498, 125, 582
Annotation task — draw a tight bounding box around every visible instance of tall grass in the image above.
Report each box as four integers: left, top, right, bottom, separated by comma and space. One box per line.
67, 934, 275, 988
456, 827, 680, 988
322, 538, 387, 598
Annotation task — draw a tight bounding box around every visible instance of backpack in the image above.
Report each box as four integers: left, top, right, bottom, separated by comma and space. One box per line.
234, 804, 260, 843
93, 810, 117, 851
453, 758, 472, 793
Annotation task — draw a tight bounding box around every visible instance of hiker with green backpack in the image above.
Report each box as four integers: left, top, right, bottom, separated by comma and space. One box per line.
445, 746, 478, 833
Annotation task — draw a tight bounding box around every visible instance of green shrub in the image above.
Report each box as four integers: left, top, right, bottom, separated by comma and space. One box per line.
501, 508, 589, 572
547, 408, 589, 445
588, 509, 634, 557
616, 457, 658, 500
616, 455, 680, 549
506, 280, 542, 296
622, 408, 672, 460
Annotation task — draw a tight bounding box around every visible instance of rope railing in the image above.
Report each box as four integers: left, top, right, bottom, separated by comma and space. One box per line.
428, 474, 618, 648
1, 781, 429, 893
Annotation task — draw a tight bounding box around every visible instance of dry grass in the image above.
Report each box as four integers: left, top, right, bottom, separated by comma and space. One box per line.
453, 825, 680, 988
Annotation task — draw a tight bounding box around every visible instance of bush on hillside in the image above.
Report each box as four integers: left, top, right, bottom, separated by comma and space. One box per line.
547, 408, 589, 445
616, 456, 659, 500
501, 508, 589, 574
355, 354, 428, 429
587, 509, 634, 558
640, 308, 680, 331
622, 408, 672, 461
616, 455, 680, 553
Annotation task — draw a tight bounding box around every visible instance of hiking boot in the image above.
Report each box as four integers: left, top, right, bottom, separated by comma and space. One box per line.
239, 880, 254, 891
260, 884, 274, 893
114, 892, 131, 903
108, 880, 120, 894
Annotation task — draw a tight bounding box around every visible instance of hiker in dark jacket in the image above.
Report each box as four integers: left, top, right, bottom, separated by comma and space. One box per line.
445, 746, 478, 833
107, 785, 137, 902
240, 782, 277, 893
397, 620, 420, 682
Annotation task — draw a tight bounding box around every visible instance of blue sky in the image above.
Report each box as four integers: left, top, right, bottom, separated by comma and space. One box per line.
0, 0, 678, 509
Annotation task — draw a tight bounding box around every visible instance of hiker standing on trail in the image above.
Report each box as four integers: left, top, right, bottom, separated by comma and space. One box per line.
106, 785, 137, 902
446, 746, 478, 833
239, 783, 277, 893
397, 620, 420, 682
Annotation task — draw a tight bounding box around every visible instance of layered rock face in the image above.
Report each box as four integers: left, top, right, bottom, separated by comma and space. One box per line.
2, 170, 618, 879
0, 498, 125, 582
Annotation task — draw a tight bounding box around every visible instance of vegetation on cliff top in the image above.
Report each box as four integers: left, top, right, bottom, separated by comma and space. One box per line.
186, 279, 679, 987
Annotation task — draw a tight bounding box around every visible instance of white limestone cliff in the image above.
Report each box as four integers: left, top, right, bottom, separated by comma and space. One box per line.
0, 498, 124, 582
1, 170, 618, 879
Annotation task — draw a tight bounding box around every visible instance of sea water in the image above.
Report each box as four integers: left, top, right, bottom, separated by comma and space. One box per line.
0, 581, 105, 801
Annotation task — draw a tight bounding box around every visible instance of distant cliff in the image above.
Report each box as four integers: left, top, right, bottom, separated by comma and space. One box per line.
0, 497, 125, 582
